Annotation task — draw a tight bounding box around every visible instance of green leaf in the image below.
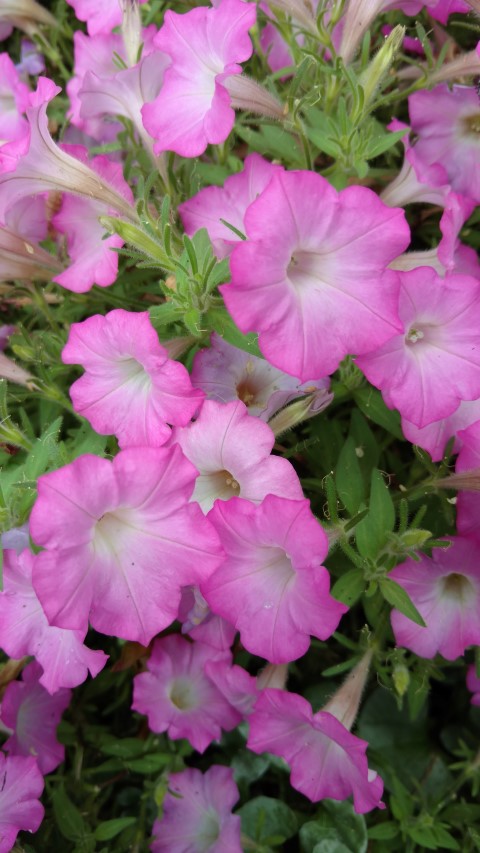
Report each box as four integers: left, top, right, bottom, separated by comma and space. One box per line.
238, 796, 297, 845
52, 785, 88, 842
313, 842, 351, 853
355, 470, 395, 559
331, 570, 365, 606
367, 822, 399, 840
126, 754, 170, 773
379, 577, 426, 627
431, 825, 460, 850
335, 437, 365, 515
149, 302, 183, 328
100, 738, 148, 759
353, 386, 404, 440
94, 817, 136, 841
205, 306, 263, 358
300, 800, 367, 853
365, 128, 408, 160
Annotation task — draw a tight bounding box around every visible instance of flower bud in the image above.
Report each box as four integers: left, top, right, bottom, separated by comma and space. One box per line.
268, 389, 333, 437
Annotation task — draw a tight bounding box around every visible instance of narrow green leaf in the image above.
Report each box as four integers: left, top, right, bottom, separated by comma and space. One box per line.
354, 386, 404, 440
335, 436, 365, 515
205, 306, 262, 358
331, 569, 365, 606
94, 818, 136, 841
355, 470, 395, 558
379, 577, 426, 627
52, 785, 88, 842
367, 822, 399, 840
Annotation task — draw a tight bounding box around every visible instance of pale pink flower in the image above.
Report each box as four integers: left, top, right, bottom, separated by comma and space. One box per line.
142, 0, 257, 157
390, 537, 480, 660
339, 0, 427, 63
66, 0, 147, 36
0, 752, 44, 853
179, 153, 282, 259
0, 53, 30, 174
191, 334, 332, 421
428, 0, 469, 20
356, 269, 480, 429
467, 664, 480, 707
0, 549, 107, 695
0, 661, 70, 774
171, 399, 303, 513
62, 309, 204, 447
247, 687, 384, 813
151, 766, 241, 853
68, 30, 126, 141
408, 85, 480, 204
202, 495, 347, 663
0, 77, 135, 223
222, 170, 408, 381
401, 399, 480, 462
132, 635, 241, 752
29, 447, 223, 645
204, 657, 258, 717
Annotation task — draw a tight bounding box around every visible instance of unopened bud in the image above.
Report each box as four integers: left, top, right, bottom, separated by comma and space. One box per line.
359, 25, 405, 108
120, 0, 142, 67
99, 217, 173, 269
268, 389, 333, 437
392, 663, 410, 698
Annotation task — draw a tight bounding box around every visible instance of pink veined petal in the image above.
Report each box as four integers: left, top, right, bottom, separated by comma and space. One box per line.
0, 753, 44, 853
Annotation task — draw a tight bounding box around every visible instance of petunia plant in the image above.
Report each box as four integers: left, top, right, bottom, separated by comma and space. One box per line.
0, 0, 479, 850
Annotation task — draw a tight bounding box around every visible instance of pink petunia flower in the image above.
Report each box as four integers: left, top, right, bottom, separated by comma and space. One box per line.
179, 153, 283, 259
150, 765, 241, 852
408, 85, 480, 204
0, 661, 70, 774
171, 399, 303, 513
247, 685, 384, 812
466, 664, 480, 707
0, 53, 30, 174
356, 268, 480, 429
62, 309, 204, 447
390, 537, 480, 660
66, 0, 148, 36
0, 195, 62, 283
381, 120, 450, 209
0, 752, 44, 853
401, 399, 480, 462
191, 334, 332, 421
29, 447, 223, 645
222, 170, 408, 381
0, 549, 107, 695
454, 420, 480, 542
202, 495, 347, 663
179, 587, 236, 651
132, 635, 241, 752
142, 0, 257, 157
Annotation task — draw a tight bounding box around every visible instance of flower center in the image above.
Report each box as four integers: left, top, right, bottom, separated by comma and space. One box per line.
406, 327, 424, 344
198, 811, 221, 851
441, 572, 474, 603
462, 113, 480, 139
236, 377, 257, 407
169, 677, 197, 711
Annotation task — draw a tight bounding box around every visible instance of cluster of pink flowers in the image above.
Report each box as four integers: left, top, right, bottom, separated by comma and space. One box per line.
0, 0, 479, 848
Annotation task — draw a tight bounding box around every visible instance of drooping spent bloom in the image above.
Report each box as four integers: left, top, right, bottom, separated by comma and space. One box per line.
66, 0, 147, 36
191, 334, 332, 421
0, 661, 70, 774
132, 635, 242, 752
30, 447, 223, 645
151, 766, 241, 853
0, 752, 44, 853
339, 0, 426, 64
0, 76, 135, 223
203, 495, 347, 663
248, 655, 384, 813
171, 399, 303, 513
142, 0, 258, 157
401, 398, 480, 462
0, 53, 30, 174
467, 665, 480, 707
52, 145, 133, 293
0, 195, 62, 283
179, 153, 283, 259
222, 170, 408, 380
62, 310, 204, 447
0, 0, 56, 41
0, 549, 108, 695
408, 85, 480, 204
390, 537, 480, 660
356, 268, 480, 429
